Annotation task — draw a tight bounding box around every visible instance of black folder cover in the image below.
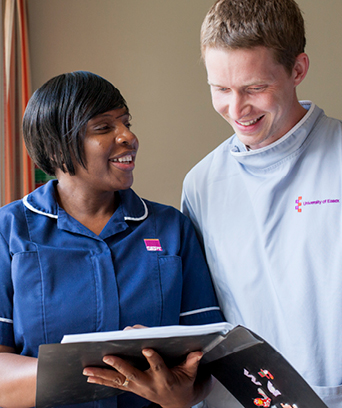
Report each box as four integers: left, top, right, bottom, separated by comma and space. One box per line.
36, 323, 327, 408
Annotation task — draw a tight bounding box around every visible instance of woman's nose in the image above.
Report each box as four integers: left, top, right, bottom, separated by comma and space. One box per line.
116, 125, 139, 148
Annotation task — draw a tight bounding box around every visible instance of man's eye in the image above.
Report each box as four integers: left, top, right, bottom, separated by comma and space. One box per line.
249, 86, 266, 92
125, 122, 132, 129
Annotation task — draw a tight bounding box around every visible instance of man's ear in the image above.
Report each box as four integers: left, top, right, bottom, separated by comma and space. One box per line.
293, 53, 309, 87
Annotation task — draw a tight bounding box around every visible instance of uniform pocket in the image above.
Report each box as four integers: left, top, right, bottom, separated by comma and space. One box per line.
312, 384, 342, 407
158, 255, 182, 325
12, 247, 98, 355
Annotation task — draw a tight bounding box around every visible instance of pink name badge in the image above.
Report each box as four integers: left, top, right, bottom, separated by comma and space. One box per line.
144, 239, 163, 252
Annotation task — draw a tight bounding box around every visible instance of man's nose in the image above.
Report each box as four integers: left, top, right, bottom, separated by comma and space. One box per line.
229, 92, 249, 120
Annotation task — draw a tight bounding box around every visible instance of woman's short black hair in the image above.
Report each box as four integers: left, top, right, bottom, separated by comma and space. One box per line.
23, 71, 128, 176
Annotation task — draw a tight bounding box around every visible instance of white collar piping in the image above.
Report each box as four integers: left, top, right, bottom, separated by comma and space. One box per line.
23, 194, 148, 222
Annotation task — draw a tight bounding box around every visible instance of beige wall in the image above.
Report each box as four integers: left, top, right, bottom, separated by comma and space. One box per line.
27, 0, 342, 209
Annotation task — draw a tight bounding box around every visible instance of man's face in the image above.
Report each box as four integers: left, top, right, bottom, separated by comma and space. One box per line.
205, 46, 306, 150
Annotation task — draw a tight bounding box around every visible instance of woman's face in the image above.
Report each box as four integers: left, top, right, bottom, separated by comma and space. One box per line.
71, 107, 139, 193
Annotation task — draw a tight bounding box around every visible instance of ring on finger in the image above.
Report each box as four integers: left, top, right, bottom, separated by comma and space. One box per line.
122, 378, 129, 387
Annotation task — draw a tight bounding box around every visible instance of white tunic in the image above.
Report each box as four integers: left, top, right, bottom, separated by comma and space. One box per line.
182, 102, 342, 407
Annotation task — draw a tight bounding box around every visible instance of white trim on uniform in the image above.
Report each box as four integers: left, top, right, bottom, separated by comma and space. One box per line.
0, 317, 13, 324
124, 198, 148, 221
180, 306, 221, 317
23, 195, 148, 222
23, 195, 58, 219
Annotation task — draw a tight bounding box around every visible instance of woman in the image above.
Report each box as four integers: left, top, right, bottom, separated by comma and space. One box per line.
0, 71, 223, 408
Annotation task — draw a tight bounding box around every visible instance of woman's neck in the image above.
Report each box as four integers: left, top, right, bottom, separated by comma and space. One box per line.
55, 177, 119, 235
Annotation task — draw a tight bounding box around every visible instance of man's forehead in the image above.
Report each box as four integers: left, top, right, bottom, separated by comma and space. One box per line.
205, 46, 285, 85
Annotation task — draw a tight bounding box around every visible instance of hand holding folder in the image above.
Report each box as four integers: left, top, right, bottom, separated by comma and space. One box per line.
36, 323, 327, 408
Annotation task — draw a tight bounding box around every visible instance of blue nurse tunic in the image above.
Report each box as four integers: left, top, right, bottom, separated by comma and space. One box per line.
0, 180, 223, 408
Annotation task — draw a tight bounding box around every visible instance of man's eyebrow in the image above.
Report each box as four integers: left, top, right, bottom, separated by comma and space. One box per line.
208, 80, 267, 87
207, 81, 224, 86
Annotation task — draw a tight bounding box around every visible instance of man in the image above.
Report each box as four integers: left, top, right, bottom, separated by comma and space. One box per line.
181, 1, 342, 407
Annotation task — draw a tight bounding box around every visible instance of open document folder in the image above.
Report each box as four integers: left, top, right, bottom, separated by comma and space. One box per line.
36, 322, 327, 408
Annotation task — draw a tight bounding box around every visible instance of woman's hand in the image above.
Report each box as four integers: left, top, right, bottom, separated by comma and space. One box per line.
83, 349, 213, 408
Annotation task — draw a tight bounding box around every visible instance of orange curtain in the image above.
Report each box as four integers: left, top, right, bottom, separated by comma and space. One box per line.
2, 0, 34, 206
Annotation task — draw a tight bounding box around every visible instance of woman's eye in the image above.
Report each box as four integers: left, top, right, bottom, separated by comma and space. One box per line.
125, 122, 132, 129
94, 125, 111, 131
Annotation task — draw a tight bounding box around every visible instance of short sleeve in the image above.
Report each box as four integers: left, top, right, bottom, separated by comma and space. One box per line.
178, 216, 224, 325
0, 231, 15, 347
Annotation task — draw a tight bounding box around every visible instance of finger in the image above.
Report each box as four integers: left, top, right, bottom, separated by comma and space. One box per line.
102, 355, 143, 384
178, 351, 203, 379
142, 349, 169, 375
123, 324, 147, 330
86, 375, 131, 389
83, 367, 126, 387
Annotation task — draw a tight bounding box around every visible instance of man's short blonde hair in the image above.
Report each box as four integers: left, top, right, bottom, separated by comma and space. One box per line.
201, 0, 306, 74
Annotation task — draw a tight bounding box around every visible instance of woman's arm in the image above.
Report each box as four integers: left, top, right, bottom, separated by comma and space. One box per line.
0, 345, 37, 408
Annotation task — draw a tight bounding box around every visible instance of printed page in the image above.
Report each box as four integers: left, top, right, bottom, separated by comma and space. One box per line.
61, 322, 233, 344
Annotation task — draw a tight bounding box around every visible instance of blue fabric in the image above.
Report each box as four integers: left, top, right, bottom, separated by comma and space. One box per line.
0, 180, 223, 408
182, 102, 342, 407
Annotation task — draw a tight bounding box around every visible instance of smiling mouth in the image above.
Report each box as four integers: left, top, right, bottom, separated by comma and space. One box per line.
236, 115, 264, 126
109, 154, 135, 163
